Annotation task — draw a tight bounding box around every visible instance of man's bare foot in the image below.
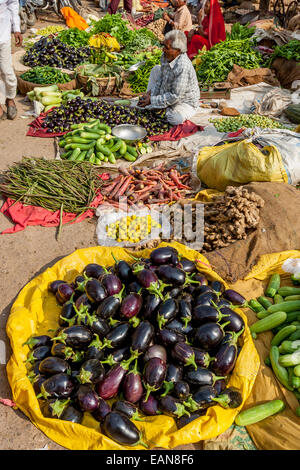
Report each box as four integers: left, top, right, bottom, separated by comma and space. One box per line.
6, 99, 17, 120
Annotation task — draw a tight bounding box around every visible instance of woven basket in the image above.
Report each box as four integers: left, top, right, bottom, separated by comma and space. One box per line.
76, 74, 117, 96
17, 74, 77, 96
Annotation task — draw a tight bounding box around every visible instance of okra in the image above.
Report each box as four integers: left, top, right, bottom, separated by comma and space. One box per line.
265, 273, 281, 298
267, 301, 300, 314
234, 399, 285, 426
271, 325, 297, 347
270, 346, 293, 390
250, 311, 287, 334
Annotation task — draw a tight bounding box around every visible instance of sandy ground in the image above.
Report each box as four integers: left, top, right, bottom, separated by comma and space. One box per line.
0, 11, 204, 451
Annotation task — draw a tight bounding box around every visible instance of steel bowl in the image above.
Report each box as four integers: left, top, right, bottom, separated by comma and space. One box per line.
111, 124, 147, 142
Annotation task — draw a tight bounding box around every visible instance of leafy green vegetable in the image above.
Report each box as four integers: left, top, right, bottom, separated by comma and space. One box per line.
226, 23, 256, 41
57, 28, 91, 48
269, 40, 300, 63
89, 13, 135, 45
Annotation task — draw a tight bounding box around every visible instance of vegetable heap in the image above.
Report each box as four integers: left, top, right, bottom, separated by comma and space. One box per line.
248, 272, 300, 416
106, 214, 161, 244
128, 49, 162, 94
56, 27, 91, 48
20, 66, 72, 85
209, 114, 289, 132
25, 246, 246, 447
226, 22, 256, 41
27, 86, 85, 113
23, 36, 92, 70
193, 39, 263, 85
59, 119, 144, 165
269, 40, 300, 63
35, 25, 66, 36
43, 98, 170, 135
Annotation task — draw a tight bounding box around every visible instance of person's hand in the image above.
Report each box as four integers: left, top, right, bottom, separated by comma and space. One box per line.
14, 32, 23, 47
187, 29, 195, 41
138, 92, 151, 108
163, 12, 171, 21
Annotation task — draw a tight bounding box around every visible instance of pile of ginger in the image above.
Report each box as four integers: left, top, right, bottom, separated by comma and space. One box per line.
202, 186, 265, 252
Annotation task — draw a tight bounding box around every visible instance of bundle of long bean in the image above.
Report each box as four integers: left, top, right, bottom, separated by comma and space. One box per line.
0, 158, 106, 214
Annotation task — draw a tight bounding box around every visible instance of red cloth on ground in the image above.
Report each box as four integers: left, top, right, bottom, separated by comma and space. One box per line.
149, 120, 204, 141
27, 111, 68, 138
186, 0, 226, 59
0, 174, 110, 234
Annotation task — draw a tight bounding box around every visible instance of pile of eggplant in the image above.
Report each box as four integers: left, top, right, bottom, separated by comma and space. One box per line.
25, 246, 246, 448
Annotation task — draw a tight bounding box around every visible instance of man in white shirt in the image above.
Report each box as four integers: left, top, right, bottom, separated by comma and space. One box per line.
0, 0, 23, 120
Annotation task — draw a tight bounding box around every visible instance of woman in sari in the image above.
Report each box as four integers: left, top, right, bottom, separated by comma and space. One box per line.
185, 0, 226, 59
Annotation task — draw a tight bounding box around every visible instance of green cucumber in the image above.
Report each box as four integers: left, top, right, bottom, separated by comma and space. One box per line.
123, 152, 136, 162
119, 141, 127, 155
278, 287, 300, 297
96, 152, 105, 161
279, 350, 300, 367
76, 151, 88, 162
267, 301, 300, 314
257, 296, 273, 309
69, 148, 81, 161
265, 273, 281, 298
234, 399, 285, 426
126, 145, 138, 157
64, 141, 95, 151
270, 345, 294, 390
279, 340, 300, 354
80, 131, 105, 140
110, 139, 122, 153
96, 144, 112, 156
271, 325, 297, 347
250, 311, 287, 334
58, 139, 67, 148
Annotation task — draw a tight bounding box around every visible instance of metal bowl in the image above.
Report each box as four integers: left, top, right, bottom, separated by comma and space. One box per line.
111, 124, 147, 142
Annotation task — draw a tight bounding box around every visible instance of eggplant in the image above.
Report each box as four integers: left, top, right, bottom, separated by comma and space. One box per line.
143, 293, 161, 320
160, 363, 183, 396
131, 320, 154, 355
156, 265, 186, 287
178, 299, 192, 329
84, 343, 105, 361
171, 342, 197, 370
143, 357, 167, 400
92, 397, 111, 422
77, 384, 99, 412
211, 281, 224, 295
159, 396, 190, 418
23, 335, 52, 350
140, 394, 160, 416
100, 321, 131, 351
47, 397, 71, 418
39, 356, 71, 376
60, 405, 83, 424
127, 280, 143, 294
166, 286, 183, 299
194, 291, 219, 307
122, 360, 143, 403
26, 345, 51, 364
144, 344, 167, 363
85, 279, 107, 304
96, 356, 135, 399
193, 348, 214, 368
156, 328, 185, 346
212, 387, 243, 409
73, 275, 85, 291
211, 330, 242, 376
223, 289, 247, 306
194, 285, 213, 297
157, 298, 178, 329
100, 273, 123, 296
121, 293, 142, 319
52, 325, 93, 350
112, 400, 142, 421
194, 322, 227, 351
96, 293, 122, 320
174, 381, 190, 400
192, 304, 229, 325
83, 263, 105, 279
216, 298, 231, 308
166, 319, 194, 337
178, 257, 197, 274
102, 411, 147, 447
59, 300, 77, 327
112, 255, 133, 283
150, 246, 179, 266
38, 373, 74, 399
189, 385, 218, 410
177, 410, 206, 429
133, 266, 165, 300
110, 346, 130, 364
184, 366, 225, 387
78, 359, 105, 384
74, 293, 92, 313
48, 280, 66, 294
33, 374, 47, 395
56, 283, 74, 305
219, 307, 245, 333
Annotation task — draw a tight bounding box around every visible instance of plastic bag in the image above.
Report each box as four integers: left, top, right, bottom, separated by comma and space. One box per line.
6, 242, 259, 450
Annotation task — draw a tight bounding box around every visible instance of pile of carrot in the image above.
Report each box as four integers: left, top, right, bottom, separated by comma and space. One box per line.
100, 163, 192, 209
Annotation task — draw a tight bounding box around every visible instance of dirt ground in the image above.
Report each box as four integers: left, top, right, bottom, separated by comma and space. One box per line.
0, 11, 205, 451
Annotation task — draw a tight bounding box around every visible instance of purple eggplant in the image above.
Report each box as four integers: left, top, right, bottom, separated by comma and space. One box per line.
121, 293, 142, 319
83, 263, 105, 279
194, 322, 228, 351
51, 325, 93, 350
96, 356, 135, 399
122, 360, 144, 403
174, 381, 190, 400
161, 363, 183, 396
144, 344, 167, 363
26, 345, 51, 364
143, 293, 161, 321
112, 400, 143, 421
60, 405, 83, 424
171, 342, 197, 370
211, 330, 243, 376
184, 366, 225, 387
74, 293, 92, 312
150, 246, 179, 266
156, 327, 185, 346
193, 348, 214, 368
133, 265, 165, 300
73, 275, 85, 291
157, 298, 178, 329
85, 333, 106, 362
159, 395, 190, 418
156, 265, 186, 287
100, 273, 123, 296
219, 307, 245, 333
51, 342, 84, 363
166, 319, 194, 337
102, 411, 147, 447
194, 291, 219, 307
39, 356, 71, 376
178, 299, 192, 328
127, 280, 143, 294
212, 387, 243, 409
143, 357, 167, 400
217, 298, 231, 308
194, 285, 213, 296
78, 359, 105, 384
111, 254, 133, 283
56, 283, 74, 305
178, 257, 197, 274
140, 394, 160, 416
38, 373, 74, 399
96, 290, 123, 320
186, 385, 218, 410
177, 410, 206, 429
59, 300, 77, 327
166, 286, 183, 299
131, 320, 154, 355
214, 378, 227, 395
92, 397, 111, 422
23, 335, 52, 350
76, 384, 99, 412
33, 374, 47, 395
223, 289, 248, 307
192, 304, 229, 325
101, 321, 131, 350
211, 281, 224, 295
194, 273, 209, 286
85, 279, 107, 304
48, 280, 66, 294
47, 397, 71, 418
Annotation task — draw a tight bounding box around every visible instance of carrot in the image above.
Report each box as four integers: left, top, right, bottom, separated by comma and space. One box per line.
110, 176, 126, 199
114, 176, 133, 199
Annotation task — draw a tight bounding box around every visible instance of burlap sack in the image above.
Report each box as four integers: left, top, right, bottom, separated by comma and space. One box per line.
201, 181, 300, 283
227, 64, 280, 88
288, 13, 300, 32
271, 57, 300, 89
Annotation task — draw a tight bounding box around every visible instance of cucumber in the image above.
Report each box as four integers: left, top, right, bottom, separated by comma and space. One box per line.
110, 139, 122, 153
265, 273, 281, 298
268, 301, 300, 314
123, 152, 136, 162
58, 139, 67, 148
278, 287, 300, 297
250, 311, 287, 334
257, 296, 273, 309
119, 141, 127, 155
234, 400, 285, 426
126, 145, 138, 157
64, 141, 95, 151
279, 350, 300, 367
80, 131, 105, 140
96, 144, 112, 156
69, 148, 81, 161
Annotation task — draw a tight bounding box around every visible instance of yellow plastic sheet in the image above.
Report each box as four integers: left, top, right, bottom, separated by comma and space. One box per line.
196, 140, 288, 191
6, 242, 259, 450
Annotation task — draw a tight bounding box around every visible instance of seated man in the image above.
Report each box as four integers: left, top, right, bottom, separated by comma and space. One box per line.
138, 30, 200, 126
